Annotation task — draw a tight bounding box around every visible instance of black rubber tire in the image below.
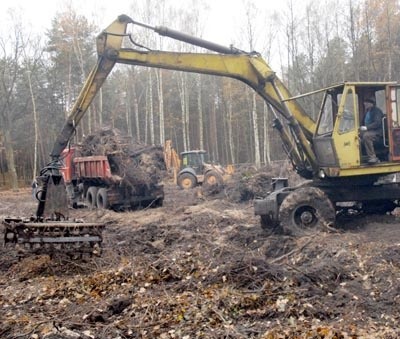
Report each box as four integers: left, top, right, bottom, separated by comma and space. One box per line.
178, 173, 197, 189
96, 188, 109, 209
362, 200, 397, 214
279, 187, 335, 236
203, 170, 223, 192
260, 215, 282, 236
204, 170, 223, 185
86, 186, 98, 209
153, 198, 163, 207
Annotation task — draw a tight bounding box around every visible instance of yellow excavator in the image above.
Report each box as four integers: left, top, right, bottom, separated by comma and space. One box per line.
5, 14, 400, 251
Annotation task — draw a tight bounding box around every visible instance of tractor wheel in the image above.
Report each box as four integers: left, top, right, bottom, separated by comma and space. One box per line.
204, 170, 223, 186
96, 188, 109, 209
86, 186, 99, 209
178, 173, 197, 189
279, 187, 335, 236
203, 170, 223, 193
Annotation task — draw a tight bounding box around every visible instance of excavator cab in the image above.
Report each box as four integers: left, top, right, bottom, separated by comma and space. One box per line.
308, 82, 400, 177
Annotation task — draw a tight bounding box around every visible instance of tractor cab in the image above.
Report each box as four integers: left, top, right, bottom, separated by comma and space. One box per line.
180, 150, 208, 175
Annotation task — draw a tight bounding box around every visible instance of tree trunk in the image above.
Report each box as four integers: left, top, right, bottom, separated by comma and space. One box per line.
252, 92, 261, 167
263, 102, 270, 164
348, 0, 360, 81
125, 79, 132, 138
227, 80, 235, 164
27, 69, 39, 178
4, 130, 18, 190
146, 68, 154, 144
178, 72, 188, 151
197, 74, 204, 150
155, 69, 165, 145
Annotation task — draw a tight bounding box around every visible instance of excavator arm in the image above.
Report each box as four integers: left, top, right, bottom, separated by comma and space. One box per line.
37, 14, 323, 220
50, 15, 132, 159
109, 16, 319, 176
35, 16, 131, 219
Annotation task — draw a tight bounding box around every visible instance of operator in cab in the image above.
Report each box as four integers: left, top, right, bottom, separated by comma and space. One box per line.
360, 97, 384, 164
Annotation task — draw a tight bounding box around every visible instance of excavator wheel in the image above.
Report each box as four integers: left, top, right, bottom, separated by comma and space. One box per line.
260, 215, 282, 236
361, 199, 397, 215
178, 173, 197, 189
279, 187, 335, 236
86, 186, 99, 209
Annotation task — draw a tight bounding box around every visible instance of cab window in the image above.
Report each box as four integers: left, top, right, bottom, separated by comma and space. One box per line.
338, 89, 357, 134
317, 94, 334, 135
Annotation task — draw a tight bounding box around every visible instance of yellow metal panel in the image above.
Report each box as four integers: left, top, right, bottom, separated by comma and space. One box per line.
332, 85, 361, 169
334, 132, 361, 168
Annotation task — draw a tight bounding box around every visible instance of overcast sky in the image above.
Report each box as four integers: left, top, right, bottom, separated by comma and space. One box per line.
0, 0, 290, 43
0, 0, 303, 72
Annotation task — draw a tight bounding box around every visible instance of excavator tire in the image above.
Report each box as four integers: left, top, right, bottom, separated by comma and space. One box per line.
97, 188, 109, 209
361, 199, 397, 215
86, 186, 98, 209
178, 173, 197, 189
279, 187, 335, 236
260, 215, 282, 236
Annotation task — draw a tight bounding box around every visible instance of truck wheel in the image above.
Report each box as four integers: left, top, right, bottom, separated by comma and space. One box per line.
152, 198, 163, 207
178, 173, 197, 189
86, 186, 98, 209
279, 187, 335, 236
97, 188, 109, 209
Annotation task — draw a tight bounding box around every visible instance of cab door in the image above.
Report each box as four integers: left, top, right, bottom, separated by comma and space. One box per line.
387, 86, 400, 161
332, 86, 361, 167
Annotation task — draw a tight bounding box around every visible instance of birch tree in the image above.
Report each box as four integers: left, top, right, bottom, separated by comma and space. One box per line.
21, 35, 43, 180
241, 0, 261, 166
0, 14, 23, 190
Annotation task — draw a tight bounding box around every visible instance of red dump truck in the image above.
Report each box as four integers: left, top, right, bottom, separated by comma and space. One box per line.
60, 147, 164, 211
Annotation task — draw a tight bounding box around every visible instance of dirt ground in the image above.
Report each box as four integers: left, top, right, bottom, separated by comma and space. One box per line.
0, 181, 399, 338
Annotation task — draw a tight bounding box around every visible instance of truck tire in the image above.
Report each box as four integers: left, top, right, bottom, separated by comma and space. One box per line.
97, 188, 109, 209
279, 187, 335, 236
178, 173, 197, 189
152, 197, 163, 208
86, 186, 98, 209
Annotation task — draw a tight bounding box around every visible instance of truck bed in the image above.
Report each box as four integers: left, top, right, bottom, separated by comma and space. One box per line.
74, 156, 112, 179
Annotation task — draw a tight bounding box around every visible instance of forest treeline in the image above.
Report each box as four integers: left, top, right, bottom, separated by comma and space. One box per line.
1, 0, 399, 188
